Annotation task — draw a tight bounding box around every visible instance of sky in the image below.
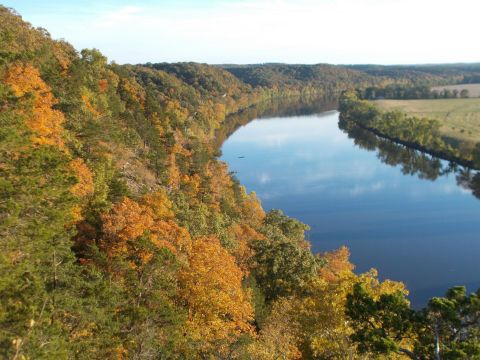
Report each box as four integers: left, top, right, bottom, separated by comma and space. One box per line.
4, 0, 480, 65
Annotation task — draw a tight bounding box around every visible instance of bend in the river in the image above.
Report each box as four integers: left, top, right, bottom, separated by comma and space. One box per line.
220, 100, 480, 308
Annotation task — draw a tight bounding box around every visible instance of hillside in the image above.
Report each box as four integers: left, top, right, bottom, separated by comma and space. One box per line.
221, 63, 384, 93
1, 6, 479, 359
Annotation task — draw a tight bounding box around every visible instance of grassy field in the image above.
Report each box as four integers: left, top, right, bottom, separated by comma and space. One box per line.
372, 98, 480, 144
431, 83, 480, 98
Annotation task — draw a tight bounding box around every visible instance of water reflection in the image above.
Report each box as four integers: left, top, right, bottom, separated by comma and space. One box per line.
221, 109, 480, 308
215, 96, 337, 148
457, 170, 480, 199
339, 118, 480, 200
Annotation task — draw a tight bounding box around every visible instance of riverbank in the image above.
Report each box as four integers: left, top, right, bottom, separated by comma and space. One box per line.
373, 98, 480, 145
339, 91, 480, 169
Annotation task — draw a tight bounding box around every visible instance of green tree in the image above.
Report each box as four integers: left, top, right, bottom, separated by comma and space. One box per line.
251, 210, 320, 301
346, 284, 480, 359
346, 283, 416, 358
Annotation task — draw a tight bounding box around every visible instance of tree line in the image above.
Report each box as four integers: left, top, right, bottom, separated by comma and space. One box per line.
360, 84, 470, 100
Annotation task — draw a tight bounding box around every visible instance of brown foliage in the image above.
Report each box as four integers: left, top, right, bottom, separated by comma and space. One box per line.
98, 79, 109, 93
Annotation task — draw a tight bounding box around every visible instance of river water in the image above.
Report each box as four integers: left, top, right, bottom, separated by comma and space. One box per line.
220, 107, 480, 307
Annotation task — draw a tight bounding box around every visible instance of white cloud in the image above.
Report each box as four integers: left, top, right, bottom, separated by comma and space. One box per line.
346, 181, 384, 197
259, 173, 271, 184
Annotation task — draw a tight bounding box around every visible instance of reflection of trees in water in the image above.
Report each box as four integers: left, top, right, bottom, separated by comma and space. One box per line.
215, 96, 337, 148
339, 118, 480, 199
456, 169, 480, 199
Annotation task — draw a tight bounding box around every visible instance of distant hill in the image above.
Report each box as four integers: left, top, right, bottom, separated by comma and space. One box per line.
346, 63, 480, 84
221, 63, 380, 91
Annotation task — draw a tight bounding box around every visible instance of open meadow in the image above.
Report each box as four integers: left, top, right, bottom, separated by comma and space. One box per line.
373, 98, 480, 144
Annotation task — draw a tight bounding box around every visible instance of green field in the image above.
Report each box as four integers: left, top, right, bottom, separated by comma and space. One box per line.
373, 98, 480, 144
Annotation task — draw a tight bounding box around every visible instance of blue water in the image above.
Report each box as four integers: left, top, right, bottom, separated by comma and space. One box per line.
221, 110, 480, 308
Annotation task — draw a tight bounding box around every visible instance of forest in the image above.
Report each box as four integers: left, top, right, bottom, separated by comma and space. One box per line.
1, 6, 479, 359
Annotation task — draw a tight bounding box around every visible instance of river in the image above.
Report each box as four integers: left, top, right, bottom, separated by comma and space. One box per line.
220, 105, 480, 308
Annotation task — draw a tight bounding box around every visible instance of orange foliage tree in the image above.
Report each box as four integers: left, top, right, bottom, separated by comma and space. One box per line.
101, 197, 155, 258
318, 246, 354, 283
4, 63, 97, 222
142, 190, 174, 219
100, 193, 192, 266
167, 153, 182, 190
4, 63, 66, 150
70, 158, 94, 198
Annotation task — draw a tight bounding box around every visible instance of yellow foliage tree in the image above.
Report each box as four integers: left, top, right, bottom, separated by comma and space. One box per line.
229, 223, 264, 274
258, 247, 408, 359
165, 99, 189, 124
205, 161, 233, 210
247, 298, 302, 360
141, 190, 174, 220
179, 236, 254, 351
120, 77, 145, 108
180, 173, 201, 200
81, 92, 101, 118
150, 219, 192, 258
239, 190, 266, 227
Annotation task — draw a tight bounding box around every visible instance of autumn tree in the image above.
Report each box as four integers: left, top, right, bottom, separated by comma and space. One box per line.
100, 192, 191, 268
4, 63, 66, 149
179, 236, 254, 354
